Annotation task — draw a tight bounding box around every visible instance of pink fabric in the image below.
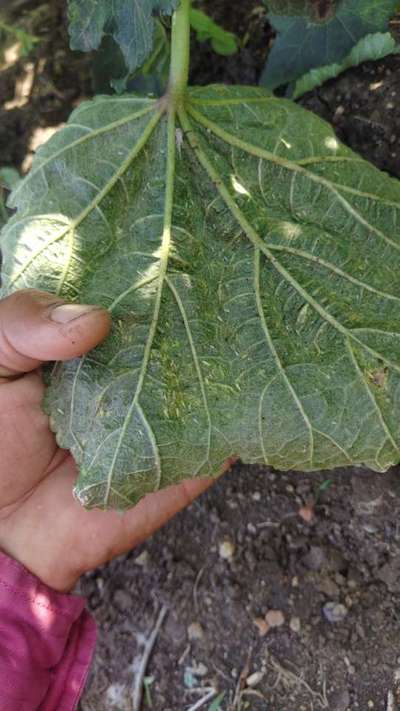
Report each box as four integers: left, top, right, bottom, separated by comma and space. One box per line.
0, 551, 96, 710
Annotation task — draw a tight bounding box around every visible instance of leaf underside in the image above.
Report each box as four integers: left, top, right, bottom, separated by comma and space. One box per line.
2, 85, 400, 510
262, 0, 399, 89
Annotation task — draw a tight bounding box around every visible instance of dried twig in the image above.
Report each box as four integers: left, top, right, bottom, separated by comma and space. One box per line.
186, 688, 217, 710
131, 605, 168, 711
387, 690, 396, 711
230, 647, 252, 710
193, 566, 205, 613
265, 653, 328, 709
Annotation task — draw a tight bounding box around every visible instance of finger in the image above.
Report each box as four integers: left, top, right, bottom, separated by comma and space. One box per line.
0, 289, 111, 378
0, 457, 236, 591
113, 457, 237, 553
120, 477, 214, 548
0, 465, 214, 592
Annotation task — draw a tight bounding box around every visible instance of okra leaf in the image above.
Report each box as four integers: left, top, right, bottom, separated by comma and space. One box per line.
3, 86, 400, 509
262, 0, 399, 90
293, 32, 400, 99
67, 0, 177, 72
265, 0, 342, 22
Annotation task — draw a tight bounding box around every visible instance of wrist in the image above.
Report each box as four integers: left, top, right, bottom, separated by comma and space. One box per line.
0, 524, 80, 593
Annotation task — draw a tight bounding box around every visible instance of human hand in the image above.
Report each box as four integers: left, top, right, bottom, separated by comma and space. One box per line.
0, 290, 215, 592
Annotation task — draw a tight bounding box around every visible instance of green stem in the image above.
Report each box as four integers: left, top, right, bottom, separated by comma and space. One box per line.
168, 0, 191, 105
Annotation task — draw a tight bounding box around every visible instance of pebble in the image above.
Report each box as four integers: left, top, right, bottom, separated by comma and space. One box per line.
289, 616, 301, 633
219, 539, 235, 560
187, 622, 204, 641
319, 576, 340, 598
265, 609, 285, 628
322, 602, 348, 623
195, 662, 208, 677
134, 550, 149, 567
246, 671, 264, 687
253, 617, 269, 636
298, 504, 314, 523
303, 546, 326, 571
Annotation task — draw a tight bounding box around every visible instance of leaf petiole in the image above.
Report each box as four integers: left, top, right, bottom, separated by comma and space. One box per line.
168, 0, 191, 105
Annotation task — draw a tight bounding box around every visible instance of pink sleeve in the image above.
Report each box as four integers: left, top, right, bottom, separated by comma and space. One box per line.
0, 551, 96, 710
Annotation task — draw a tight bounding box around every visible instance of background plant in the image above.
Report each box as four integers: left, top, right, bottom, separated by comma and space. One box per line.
261, 0, 400, 93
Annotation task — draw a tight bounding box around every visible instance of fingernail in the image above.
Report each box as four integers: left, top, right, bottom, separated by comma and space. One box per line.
50, 303, 102, 324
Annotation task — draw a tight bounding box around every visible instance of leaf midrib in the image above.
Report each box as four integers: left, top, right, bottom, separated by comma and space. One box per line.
100, 109, 177, 506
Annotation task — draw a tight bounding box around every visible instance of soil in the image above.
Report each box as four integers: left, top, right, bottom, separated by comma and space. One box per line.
2, 2, 400, 710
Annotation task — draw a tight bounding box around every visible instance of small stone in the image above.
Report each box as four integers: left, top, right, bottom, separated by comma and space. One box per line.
195, 662, 208, 676
298, 505, 314, 523
252, 491, 261, 501
219, 539, 235, 560
291, 576, 299, 588
322, 602, 348, 623
253, 617, 269, 636
246, 671, 264, 687
367, 702, 374, 709
289, 616, 301, 633
113, 589, 131, 609
319, 576, 340, 598
265, 609, 285, 628
303, 546, 326, 571
134, 550, 149, 567
187, 622, 204, 641
334, 573, 346, 587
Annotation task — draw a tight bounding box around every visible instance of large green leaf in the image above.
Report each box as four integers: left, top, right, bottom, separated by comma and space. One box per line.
67, 0, 177, 72
293, 32, 400, 98
2, 86, 400, 509
265, 0, 342, 22
261, 0, 399, 89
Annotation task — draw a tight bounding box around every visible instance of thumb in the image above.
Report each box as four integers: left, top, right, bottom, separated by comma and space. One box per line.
0, 289, 111, 378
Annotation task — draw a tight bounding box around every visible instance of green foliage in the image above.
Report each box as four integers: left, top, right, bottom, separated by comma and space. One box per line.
3, 85, 400, 509
90, 7, 237, 91
261, 0, 399, 89
0, 168, 21, 229
265, 0, 342, 22
93, 21, 170, 96
67, 0, 177, 73
293, 32, 400, 98
0, 168, 21, 193
208, 693, 226, 711
189, 8, 238, 55
0, 17, 39, 58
